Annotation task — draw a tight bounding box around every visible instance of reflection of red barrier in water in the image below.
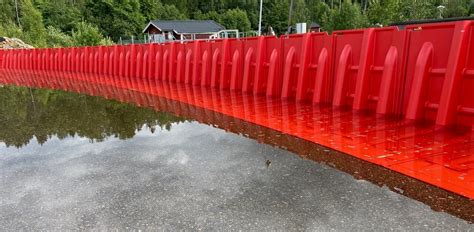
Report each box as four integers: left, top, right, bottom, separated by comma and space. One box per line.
1, 69, 473, 205
1, 20, 474, 207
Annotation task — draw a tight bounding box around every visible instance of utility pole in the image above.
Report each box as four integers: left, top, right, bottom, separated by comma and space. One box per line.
287, 0, 294, 34
14, 0, 21, 27
258, 0, 263, 36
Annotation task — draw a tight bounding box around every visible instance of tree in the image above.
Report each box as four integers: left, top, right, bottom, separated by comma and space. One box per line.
83, 0, 145, 41
306, 0, 331, 31
46, 26, 74, 47
140, 0, 163, 20
158, 4, 187, 20
34, 0, 81, 33
443, 0, 470, 18
0, 1, 16, 25
18, 0, 47, 47
195, 10, 221, 22
263, 0, 290, 34
471, 1, 474, 15
140, 0, 186, 20
399, 0, 438, 21
367, 0, 402, 26
219, 8, 252, 32
326, 0, 368, 32
292, 0, 309, 26
72, 21, 113, 46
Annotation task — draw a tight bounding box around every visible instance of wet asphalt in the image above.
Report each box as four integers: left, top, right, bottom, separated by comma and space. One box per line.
0, 122, 472, 231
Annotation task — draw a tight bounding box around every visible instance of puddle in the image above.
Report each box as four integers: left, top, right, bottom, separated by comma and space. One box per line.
0, 83, 472, 229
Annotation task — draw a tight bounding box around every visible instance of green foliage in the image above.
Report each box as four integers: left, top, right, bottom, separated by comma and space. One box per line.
219, 8, 252, 32
34, 0, 81, 33
367, 0, 402, 25
18, 0, 47, 47
0, 1, 16, 24
159, 4, 187, 20
140, 0, 186, 20
398, 0, 438, 21
292, 0, 310, 25
326, 0, 368, 32
195, 10, 221, 22
306, 0, 332, 31
46, 26, 74, 47
263, 0, 290, 34
83, 0, 145, 41
443, 0, 471, 18
0, 22, 23, 40
471, 1, 474, 15
72, 21, 113, 46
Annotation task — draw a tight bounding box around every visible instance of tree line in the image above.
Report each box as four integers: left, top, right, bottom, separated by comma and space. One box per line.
0, 0, 473, 48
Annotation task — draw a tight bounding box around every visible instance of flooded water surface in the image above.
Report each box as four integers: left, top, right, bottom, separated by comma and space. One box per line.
0, 85, 472, 230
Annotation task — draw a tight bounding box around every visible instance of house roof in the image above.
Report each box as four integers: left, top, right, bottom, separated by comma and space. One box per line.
143, 20, 225, 34
310, 22, 321, 28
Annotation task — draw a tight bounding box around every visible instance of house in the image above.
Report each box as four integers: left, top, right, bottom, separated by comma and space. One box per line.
143, 20, 225, 42
309, 22, 321, 32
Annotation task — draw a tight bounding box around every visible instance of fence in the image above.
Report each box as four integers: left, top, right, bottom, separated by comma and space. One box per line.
1, 20, 473, 127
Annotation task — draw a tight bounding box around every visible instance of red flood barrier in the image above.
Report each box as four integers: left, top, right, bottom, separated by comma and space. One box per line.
253, 36, 281, 96
436, 21, 474, 126
281, 34, 305, 99
221, 39, 242, 90
1, 20, 474, 128
353, 27, 407, 115
403, 22, 461, 122
331, 29, 369, 109
198, 40, 212, 87
241, 37, 260, 93
295, 32, 333, 103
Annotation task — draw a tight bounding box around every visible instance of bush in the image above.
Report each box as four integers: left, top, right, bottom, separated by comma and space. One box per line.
219, 8, 252, 32
46, 26, 73, 47
326, 0, 368, 32
72, 22, 113, 47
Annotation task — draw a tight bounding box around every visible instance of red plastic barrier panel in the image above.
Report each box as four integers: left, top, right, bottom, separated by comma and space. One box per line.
17, 49, 23, 70
139, 43, 154, 88
143, 43, 156, 81
74, 48, 81, 73
151, 43, 163, 82
199, 41, 212, 87
436, 20, 474, 126
209, 39, 227, 88
403, 21, 462, 123
354, 27, 408, 115
239, 36, 281, 95
292, 33, 333, 103
3, 50, 9, 69
100, 46, 109, 75
255, 36, 281, 96
159, 43, 173, 81
19, 49, 26, 70
134, 44, 146, 79
281, 34, 305, 99
331, 29, 368, 108
0, 50, 4, 69
241, 36, 260, 93
171, 42, 186, 83
226, 39, 243, 91
180, 41, 195, 84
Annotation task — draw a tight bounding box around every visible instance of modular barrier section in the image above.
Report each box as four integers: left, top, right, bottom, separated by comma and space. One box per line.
1, 20, 474, 207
